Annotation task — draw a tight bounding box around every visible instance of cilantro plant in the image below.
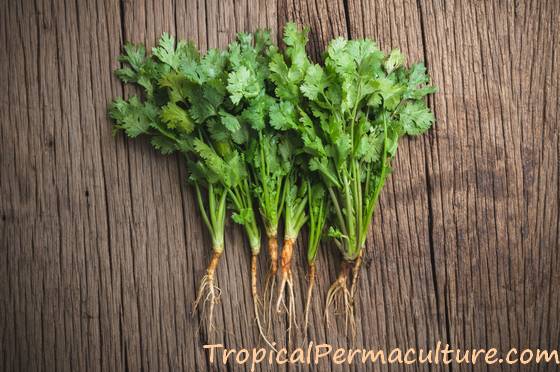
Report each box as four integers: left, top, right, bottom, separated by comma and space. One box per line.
222, 31, 287, 346
267, 24, 316, 338
306, 36, 435, 334
223, 32, 290, 332
268, 23, 436, 335
110, 33, 270, 343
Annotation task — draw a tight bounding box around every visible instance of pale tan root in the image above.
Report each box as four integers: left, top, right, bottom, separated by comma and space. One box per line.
286, 271, 297, 347
275, 238, 295, 313
350, 250, 363, 299
263, 236, 278, 329
275, 239, 298, 347
192, 251, 222, 333
252, 254, 277, 351
303, 262, 316, 334
324, 260, 355, 337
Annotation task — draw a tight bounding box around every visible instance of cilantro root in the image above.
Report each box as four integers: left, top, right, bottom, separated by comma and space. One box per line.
251, 254, 276, 350
325, 260, 355, 338
276, 238, 295, 313
276, 239, 297, 345
303, 262, 316, 334
273, 176, 307, 344
275, 238, 298, 345
263, 235, 279, 328
350, 249, 364, 299
192, 250, 222, 333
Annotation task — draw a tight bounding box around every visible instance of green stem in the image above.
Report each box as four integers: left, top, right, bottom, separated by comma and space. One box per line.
307, 184, 327, 264
360, 112, 390, 246
284, 178, 308, 240
342, 168, 355, 256
195, 182, 213, 237
213, 188, 227, 252
352, 160, 362, 255
194, 182, 227, 252
208, 184, 216, 227
293, 197, 308, 235
229, 181, 261, 255
327, 186, 347, 237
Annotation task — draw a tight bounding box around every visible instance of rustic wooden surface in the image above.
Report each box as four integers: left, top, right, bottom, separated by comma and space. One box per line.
1, 0, 559, 371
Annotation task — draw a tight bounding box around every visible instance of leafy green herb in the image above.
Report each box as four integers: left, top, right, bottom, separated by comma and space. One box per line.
109, 23, 437, 344
110, 32, 271, 344
268, 23, 437, 336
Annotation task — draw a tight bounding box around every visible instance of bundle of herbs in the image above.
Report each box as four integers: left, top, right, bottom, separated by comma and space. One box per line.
109, 22, 436, 345
269, 24, 436, 336
110, 31, 276, 347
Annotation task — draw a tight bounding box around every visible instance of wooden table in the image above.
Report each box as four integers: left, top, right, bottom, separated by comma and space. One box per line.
1, 0, 558, 371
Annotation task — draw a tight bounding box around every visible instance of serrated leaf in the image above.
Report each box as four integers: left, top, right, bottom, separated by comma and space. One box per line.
269, 101, 297, 130
283, 22, 308, 48
302, 132, 326, 157
119, 43, 146, 71
328, 226, 344, 239
405, 63, 437, 99
232, 208, 253, 225
152, 33, 179, 69
269, 52, 300, 101
115, 67, 136, 82
227, 66, 260, 104
192, 138, 229, 181
376, 78, 405, 110
160, 102, 194, 133
399, 102, 435, 136
384, 49, 406, 74
309, 157, 340, 187
219, 111, 241, 133
301, 64, 327, 100
198, 48, 227, 80
202, 79, 226, 108
150, 136, 177, 155
109, 96, 157, 138
357, 131, 384, 163
335, 133, 351, 166
241, 101, 266, 130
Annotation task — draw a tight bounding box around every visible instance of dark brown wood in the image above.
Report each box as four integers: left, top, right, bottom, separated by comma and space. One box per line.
1, 0, 558, 371
418, 3, 560, 372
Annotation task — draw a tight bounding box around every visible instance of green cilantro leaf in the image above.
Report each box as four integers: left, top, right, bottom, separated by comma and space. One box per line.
109, 96, 157, 137
160, 102, 194, 133
399, 102, 435, 136
227, 66, 260, 104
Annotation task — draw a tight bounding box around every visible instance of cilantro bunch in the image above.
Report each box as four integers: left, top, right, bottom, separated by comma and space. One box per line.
109, 23, 436, 344
110, 32, 274, 345
266, 24, 436, 335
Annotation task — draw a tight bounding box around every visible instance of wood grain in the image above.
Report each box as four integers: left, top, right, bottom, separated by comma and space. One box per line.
419, 2, 560, 372
1, 0, 558, 371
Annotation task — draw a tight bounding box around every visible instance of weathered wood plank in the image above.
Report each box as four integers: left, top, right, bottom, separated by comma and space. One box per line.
1, 0, 559, 371
1, 0, 126, 371
418, 1, 560, 371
